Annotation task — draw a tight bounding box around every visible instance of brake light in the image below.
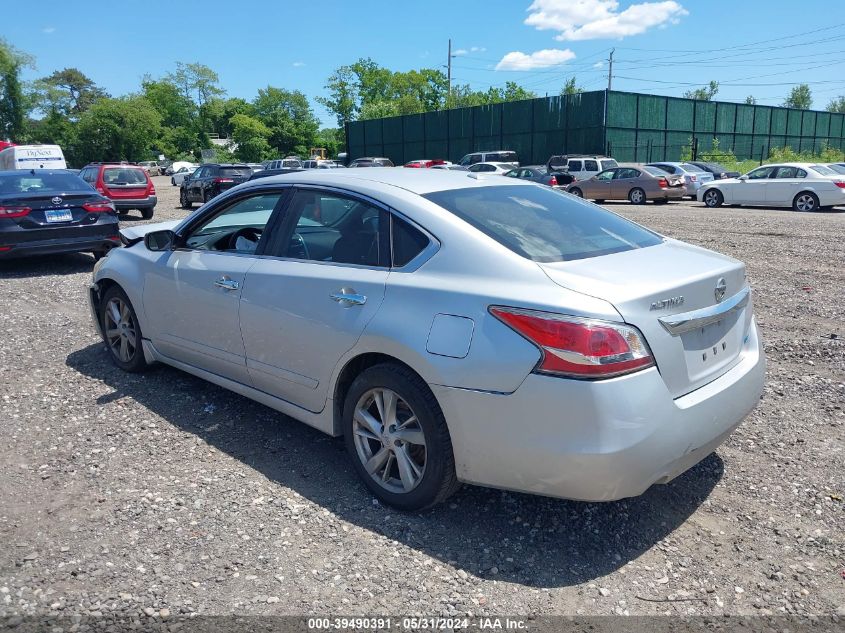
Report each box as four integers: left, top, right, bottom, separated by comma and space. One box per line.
148, 181, 156, 195
490, 307, 654, 378
0, 206, 31, 218
548, 175, 558, 186
214, 178, 234, 183
689, 175, 697, 182
834, 181, 845, 189
657, 178, 668, 188
82, 202, 114, 213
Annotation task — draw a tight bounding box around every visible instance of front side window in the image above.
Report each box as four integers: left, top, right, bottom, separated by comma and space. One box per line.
424, 185, 662, 263
595, 169, 615, 181
183, 192, 284, 252
278, 190, 388, 267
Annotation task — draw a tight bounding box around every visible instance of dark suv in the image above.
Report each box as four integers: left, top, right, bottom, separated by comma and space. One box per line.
179, 163, 252, 208
78, 163, 157, 219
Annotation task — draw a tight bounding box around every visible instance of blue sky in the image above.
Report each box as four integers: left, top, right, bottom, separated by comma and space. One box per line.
5, 1, 845, 126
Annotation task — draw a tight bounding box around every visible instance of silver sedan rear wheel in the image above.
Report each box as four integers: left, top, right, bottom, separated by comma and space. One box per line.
352, 388, 427, 494
793, 192, 818, 212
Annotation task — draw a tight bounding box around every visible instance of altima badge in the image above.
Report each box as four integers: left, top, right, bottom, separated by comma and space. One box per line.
715, 278, 727, 303
650, 296, 684, 310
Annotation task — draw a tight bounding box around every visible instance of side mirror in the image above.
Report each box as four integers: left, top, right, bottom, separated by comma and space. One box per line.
738, 175, 748, 181
144, 229, 177, 252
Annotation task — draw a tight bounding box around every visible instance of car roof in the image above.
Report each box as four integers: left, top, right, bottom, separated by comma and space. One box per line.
240, 166, 536, 195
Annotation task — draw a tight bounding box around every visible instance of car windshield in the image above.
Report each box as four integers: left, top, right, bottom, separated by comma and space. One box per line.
0, 172, 93, 194
424, 185, 662, 263
220, 167, 251, 178
600, 159, 618, 170
809, 164, 836, 175
103, 168, 147, 185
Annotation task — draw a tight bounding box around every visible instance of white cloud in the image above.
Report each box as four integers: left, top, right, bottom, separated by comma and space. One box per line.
593, 61, 604, 68
470, 46, 486, 52
495, 48, 576, 71
524, 0, 687, 41
292, 61, 306, 67
453, 49, 469, 56
42, 26, 56, 34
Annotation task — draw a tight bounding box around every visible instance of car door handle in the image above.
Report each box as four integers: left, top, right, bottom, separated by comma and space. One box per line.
214, 276, 240, 291
330, 289, 367, 306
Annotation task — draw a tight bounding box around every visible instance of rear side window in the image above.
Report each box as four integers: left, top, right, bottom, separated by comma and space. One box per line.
424, 185, 662, 263
103, 168, 147, 185
568, 160, 582, 171
584, 160, 598, 172
489, 152, 517, 163
391, 215, 429, 267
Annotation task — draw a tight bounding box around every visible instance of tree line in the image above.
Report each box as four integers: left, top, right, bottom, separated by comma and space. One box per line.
681, 80, 844, 113
2, 36, 844, 166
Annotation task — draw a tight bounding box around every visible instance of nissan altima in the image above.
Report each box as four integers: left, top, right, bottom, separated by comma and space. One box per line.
88, 169, 765, 510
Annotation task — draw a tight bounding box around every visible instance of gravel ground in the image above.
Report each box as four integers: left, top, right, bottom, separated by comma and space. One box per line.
0, 175, 843, 620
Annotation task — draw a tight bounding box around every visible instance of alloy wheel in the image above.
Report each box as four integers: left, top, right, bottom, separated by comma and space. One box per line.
630, 189, 644, 204
795, 194, 816, 212
104, 297, 138, 363
704, 189, 721, 207
352, 388, 427, 494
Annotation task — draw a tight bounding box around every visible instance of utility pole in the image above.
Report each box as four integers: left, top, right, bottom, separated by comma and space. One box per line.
447, 39, 452, 98
607, 48, 615, 91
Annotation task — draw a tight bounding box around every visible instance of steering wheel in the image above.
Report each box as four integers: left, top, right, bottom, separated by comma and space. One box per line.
227, 227, 262, 251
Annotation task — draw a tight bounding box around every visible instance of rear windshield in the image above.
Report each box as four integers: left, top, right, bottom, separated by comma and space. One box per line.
0, 172, 93, 194
600, 159, 618, 170
643, 166, 668, 177
705, 162, 728, 172
680, 163, 706, 173
103, 168, 147, 185
810, 164, 836, 175
220, 167, 252, 178
424, 185, 662, 263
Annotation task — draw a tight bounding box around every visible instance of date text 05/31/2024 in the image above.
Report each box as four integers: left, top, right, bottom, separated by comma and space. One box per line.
307, 617, 528, 630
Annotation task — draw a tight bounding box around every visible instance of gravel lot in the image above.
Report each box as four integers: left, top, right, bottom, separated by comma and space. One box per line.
0, 175, 843, 620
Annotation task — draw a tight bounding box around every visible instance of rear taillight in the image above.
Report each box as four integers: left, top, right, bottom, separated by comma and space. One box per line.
490, 307, 654, 379
657, 178, 668, 188
689, 175, 697, 182
148, 181, 156, 195
82, 202, 114, 213
0, 206, 31, 218
834, 181, 845, 189
214, 178, 234, 183
548, 176, 558, 186
719, 173, 727, 179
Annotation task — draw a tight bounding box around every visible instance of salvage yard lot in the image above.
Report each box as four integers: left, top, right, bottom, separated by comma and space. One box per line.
0, 176, 842, 617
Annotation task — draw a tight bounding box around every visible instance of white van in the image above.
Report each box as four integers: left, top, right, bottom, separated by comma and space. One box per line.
457, 150, 519, 167
0, 145, 67, 170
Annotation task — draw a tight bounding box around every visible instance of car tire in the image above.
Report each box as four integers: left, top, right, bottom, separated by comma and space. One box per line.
793, 191, 819, 212
100, 285, 149, 373
141, 207, 154, 220
569, 187, 583, 198
180, 190, 192, 209
703, 189, 724, 208
342, 363, 460, 511
628, 188, 646, 204
171, 178, 176, 186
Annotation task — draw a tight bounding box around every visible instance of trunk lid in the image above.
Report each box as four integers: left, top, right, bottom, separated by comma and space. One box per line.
0, 192, 103, 229
539, 239, 752, 398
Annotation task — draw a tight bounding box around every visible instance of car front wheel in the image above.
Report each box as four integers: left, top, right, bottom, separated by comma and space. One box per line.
100, 286, 149, 373
343, 364, 460, 510
703, 188, 723, 208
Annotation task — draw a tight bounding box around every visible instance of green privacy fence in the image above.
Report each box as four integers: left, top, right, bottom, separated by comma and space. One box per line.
345, 90, 845, 166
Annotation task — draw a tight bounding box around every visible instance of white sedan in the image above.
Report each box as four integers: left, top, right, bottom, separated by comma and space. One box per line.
467, 162, 516, 175
698, 162, 845, 211
170, 166, 197, 187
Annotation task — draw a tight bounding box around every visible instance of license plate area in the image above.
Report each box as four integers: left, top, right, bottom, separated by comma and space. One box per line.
45, 209, 73, 223
680, 312, 744, 383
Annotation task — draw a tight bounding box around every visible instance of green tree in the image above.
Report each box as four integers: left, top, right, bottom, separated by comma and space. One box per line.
0, 39, 33, 141
32, 68, 107, 118
253, 86, 319, 156
71, 96, 161, 164
560, 77, 582, 96
744, 95, 757, 105
141, 77, 195, 128
167, 62, 224, 108
683, 80, 719, 101
202, 97, 254, 138
825, 96, 845, 113
230, 113, 271, 162
783, 84, 812, 109
314, 127, 344, 158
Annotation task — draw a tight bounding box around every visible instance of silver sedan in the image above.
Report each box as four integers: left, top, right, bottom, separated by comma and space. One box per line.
89, 169, 765, 510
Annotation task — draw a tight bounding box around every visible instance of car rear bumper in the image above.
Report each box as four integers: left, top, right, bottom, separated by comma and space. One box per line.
0, 234, 120, 259
113, 196, 157, 210
658, 187, 686, 200
433, 318, 765, 501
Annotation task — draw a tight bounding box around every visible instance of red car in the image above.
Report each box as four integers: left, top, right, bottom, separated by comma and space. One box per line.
78, 163, 157, 219
403, 159, 448, 168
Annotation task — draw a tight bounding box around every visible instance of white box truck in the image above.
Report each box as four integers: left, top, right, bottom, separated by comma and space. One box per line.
0, 145, 67, 170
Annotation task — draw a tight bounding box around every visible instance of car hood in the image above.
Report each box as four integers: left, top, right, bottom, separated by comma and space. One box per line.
119, 220, 180, 242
